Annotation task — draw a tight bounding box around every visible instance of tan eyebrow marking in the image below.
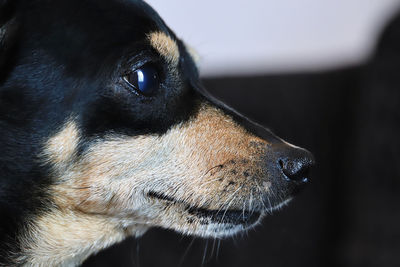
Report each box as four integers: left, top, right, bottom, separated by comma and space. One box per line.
147, 31, 180, 67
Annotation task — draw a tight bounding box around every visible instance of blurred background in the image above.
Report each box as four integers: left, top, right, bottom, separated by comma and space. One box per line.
84, 0, 400, 266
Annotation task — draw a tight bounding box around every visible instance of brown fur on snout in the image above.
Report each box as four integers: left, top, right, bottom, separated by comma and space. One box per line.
20, 103, 273, 265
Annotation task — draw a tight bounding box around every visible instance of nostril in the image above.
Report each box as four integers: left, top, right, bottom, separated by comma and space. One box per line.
278, 159, 284, 170
279, 156, 314, 183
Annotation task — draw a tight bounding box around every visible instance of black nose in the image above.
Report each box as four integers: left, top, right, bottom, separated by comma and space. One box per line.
278, 147, 315, 183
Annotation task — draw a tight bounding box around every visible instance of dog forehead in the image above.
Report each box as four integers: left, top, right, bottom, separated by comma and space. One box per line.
19, 0, 172, 50
13, 0, 191, 88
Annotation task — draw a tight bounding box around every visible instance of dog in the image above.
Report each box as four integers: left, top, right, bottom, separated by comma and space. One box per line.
0, 0, 314, 265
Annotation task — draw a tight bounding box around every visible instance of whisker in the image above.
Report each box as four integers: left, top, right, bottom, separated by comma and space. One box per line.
268, 194, 274, 214
203, 164, 223, 178
242, 202, 246, 221
210, 237, 217, 261
220, 186, 243, 224
254, 181, 268, 213
136, 240, 140, 267
201, 239, 209, 266
216, 239, 221, 260
248, 192, 254, 216
178, 237, 196, 267
199, 177, 222, 189
215, 187, 239, 218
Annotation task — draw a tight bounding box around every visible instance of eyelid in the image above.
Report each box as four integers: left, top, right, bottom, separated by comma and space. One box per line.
122, 76, 136, 89
122, 49, 162, 73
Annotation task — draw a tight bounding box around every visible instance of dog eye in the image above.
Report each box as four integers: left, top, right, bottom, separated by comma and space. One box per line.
123, 65, 160, 96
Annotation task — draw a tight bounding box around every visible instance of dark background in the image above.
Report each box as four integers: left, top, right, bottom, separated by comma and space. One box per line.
83, 11, 400, 267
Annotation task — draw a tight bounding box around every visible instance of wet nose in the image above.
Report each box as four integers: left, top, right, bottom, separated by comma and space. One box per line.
277, 147, 315, 183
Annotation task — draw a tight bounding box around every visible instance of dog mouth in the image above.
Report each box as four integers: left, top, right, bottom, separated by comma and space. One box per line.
187, 206, 261, 226
147, 191, 261, 226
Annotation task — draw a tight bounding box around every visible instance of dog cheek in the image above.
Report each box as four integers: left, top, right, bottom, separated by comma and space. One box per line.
51, 137, 160, 214
42, 119, 80, 171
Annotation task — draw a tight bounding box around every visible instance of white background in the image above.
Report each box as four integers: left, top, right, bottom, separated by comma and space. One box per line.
146, 0, 400, 76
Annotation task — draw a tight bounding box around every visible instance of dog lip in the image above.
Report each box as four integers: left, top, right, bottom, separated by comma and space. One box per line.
147, 191, 261, 225
187, 207, 261, 225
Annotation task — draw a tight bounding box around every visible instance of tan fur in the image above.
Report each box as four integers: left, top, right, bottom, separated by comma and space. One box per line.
17, 212, 128, 266
148, 31, 180, 67
20, 103, 273, 265
43, 120, 80, 166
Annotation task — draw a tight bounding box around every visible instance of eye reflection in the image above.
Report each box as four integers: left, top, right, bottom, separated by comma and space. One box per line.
123, 64, 159, 96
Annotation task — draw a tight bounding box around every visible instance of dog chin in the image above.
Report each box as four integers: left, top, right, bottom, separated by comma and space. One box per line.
147, 193, 293, 238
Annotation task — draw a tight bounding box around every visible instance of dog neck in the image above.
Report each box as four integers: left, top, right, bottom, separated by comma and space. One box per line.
15, 210, 148, 266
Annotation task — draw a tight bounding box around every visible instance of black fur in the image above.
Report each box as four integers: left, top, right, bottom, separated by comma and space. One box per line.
0, 0, 205, 263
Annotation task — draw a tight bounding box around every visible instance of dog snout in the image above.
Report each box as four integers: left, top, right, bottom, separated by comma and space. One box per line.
236, 117, 315, 185
258, 143, 315, 208
276, 146, 315, 183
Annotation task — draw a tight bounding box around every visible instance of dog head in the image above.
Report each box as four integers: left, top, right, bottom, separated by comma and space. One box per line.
0, 0, 314, 265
